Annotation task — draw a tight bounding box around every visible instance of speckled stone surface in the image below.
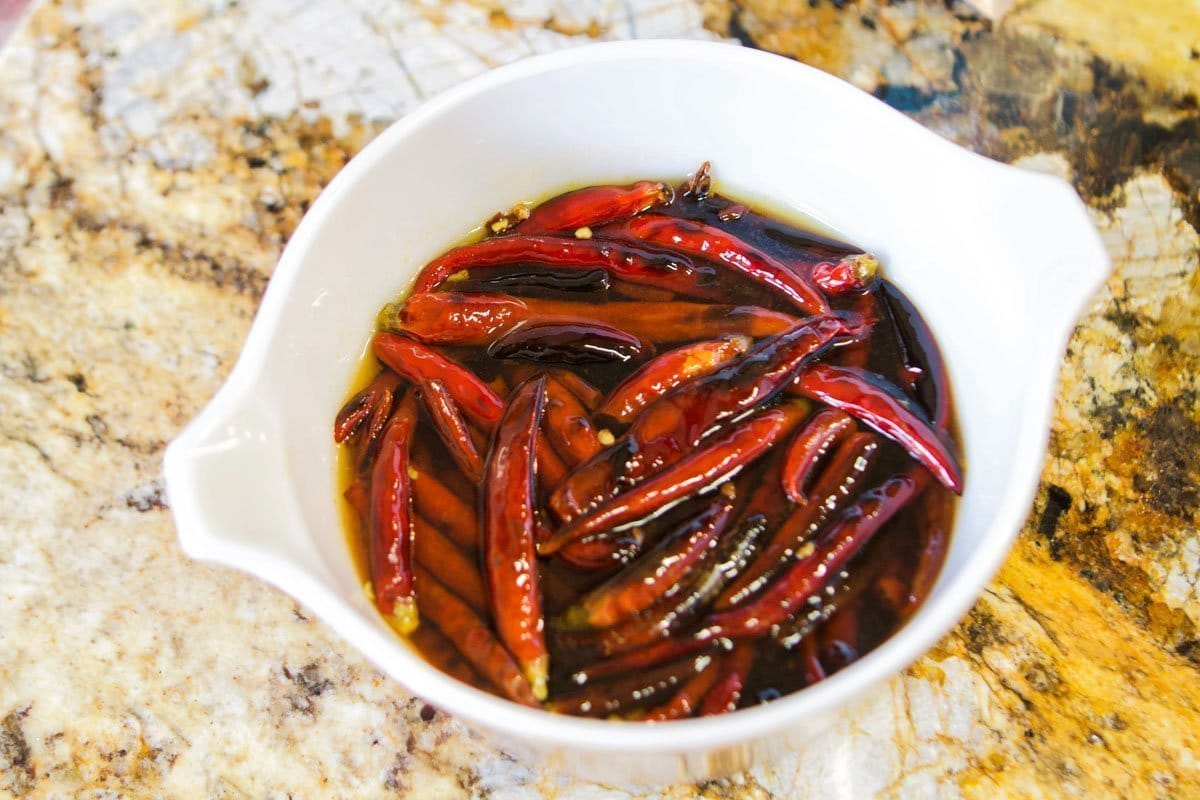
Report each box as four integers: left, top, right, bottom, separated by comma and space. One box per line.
1, 1, 1198, 797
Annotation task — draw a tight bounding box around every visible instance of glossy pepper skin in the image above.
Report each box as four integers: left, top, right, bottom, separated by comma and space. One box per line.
334, 369, 401, 443
373, 332, 504, 429
385, 292, 797, 347
515, 180, 671, 235
417, 379, 484, 482
790, 363, 963, 492
606, 214, 829, 315
597, 335, 753, 424
540, 407, 802, 555
549, 313, 868, 523
780, 409, 855, 504
483, 376, 550, 700
368, 393, 420, 633
701, 470, 928, 638
557, 498, 734, 630
410, 234, 722, 300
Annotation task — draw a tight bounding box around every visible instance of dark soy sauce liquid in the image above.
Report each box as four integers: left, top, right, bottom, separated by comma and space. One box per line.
341, 183, 958, 717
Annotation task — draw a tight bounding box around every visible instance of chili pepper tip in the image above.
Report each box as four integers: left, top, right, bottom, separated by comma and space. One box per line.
526, 655, 549, 701
388, 598, 419, 635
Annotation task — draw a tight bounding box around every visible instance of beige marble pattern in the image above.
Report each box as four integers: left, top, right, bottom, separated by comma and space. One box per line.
1, 0, 1198, 797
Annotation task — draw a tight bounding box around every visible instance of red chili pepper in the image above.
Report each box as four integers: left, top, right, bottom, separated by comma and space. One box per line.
410, 235, 722, 300
409, 625, 484, 687
557, 510, 768, 668
879, 281, 951, 430
544, 368, 603, 412
517, 181, 671, 235
547, 657, 704, 718
597, 335, 753, 424
373, 333, 503, 429
554, 530, 645, 571
550, 314, 866, 523
790, 363, 963, 493
384, 292, 798, 347
541, 407, 802, 555
780, 409, 856, 504
409, 451, 480, 555
644, 654, 723, 721
483, 376, 550, 700
557, 498, 733, 629
904, 488, 953, 614
488, 319, 649, 364
572, 636, 718, 686
536, 432, 568, 490
416, 567, 539, 707
334, 370, 401, 443
607, 214, 829, 315
701, 470, 928, 638
413, 515, 488, 615
698, 642, 755, 716
368, 393, 420, 632
717, 432, 880, 612
542, 376, 603, 467
417, 379, 484, 482
810, 254, 880, 295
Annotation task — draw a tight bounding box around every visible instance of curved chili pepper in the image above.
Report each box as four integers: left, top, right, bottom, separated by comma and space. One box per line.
373, 333, 504, 429
698, 641, 755, 716
487, 319, 649, 364
904, 487, 953, 614
545, 368, 602, 412
410, 235, 722, 300
368, 393, 419, 632
572, 636, 719, 686
410, 450, 479, 554
517, 181, 671, 235
644, 654, 723, 721
547, 656, 705, 718
557, 498, 733, 629
383, 292, 798, 347
410, 625, 484, 687
607, 214, 829, 315
334, 370, 401, 443
717, 432, 880, 611
561, 512, 768, 673
597, 335, 753, 424
541, 376, 603, 467
483, 376, 550, 700
413, 515, 488, 615
416, 567, 538, 707
780, 409, 856, 504
810, 254, 880, 295
417, 379, 484, 482
790, 363, 963, 492
536, 433, 568, 490
541, 407, 802, 555
550, 314, 866, 523
701, 470, 928, 638
554, 529, 645, 571
879, 281, 951, 430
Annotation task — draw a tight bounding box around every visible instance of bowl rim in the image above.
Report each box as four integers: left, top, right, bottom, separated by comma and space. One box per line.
172, 38, 1103, 754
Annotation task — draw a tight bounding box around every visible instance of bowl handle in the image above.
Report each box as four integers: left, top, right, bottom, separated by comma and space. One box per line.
163, 385, 306, 568
1008, 171, 1112, 329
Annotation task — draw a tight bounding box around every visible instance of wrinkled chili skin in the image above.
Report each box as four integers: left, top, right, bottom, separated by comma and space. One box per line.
488, 320, 649, 364
607, 214, 829, 315
373, 332, 504, 428
549, 313, 868, 523
368, 393, 420, 632
790, 363, 963, 492
388, 292, 797, 346
515, 180, 671, 235
417, 378, 484, 482
483, 376, 551, 700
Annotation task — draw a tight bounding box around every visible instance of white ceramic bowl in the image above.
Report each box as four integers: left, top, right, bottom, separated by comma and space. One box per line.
163, 40, 1109, 785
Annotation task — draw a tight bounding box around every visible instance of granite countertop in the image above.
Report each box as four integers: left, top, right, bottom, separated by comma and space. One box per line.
1, 1, 1198, 797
